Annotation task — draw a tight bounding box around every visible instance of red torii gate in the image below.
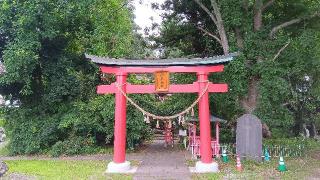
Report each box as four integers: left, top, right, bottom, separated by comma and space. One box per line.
86, 53, 236, 173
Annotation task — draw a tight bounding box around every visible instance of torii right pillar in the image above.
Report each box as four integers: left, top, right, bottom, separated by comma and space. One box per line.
196, 72, 219, 172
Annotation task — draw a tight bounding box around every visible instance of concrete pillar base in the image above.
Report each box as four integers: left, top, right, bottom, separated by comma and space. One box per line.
106, 161, 131, 173
195, 161, 219, 173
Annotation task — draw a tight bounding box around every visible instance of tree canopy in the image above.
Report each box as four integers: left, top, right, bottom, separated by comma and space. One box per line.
0, 0, 152, 155
0, 0, 319, 155
154, 0, 320, 137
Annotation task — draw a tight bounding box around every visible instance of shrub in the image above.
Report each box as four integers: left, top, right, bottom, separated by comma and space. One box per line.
4, 95, 152, 156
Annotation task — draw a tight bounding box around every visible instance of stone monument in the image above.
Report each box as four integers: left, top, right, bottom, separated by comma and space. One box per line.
236, 114, 262, 161
0, 161, 8, 177
0, 127, 5, 142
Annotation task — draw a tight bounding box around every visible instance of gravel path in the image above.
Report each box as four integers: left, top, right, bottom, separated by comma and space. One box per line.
133, 140, 191, 180
1, 173, 37, 180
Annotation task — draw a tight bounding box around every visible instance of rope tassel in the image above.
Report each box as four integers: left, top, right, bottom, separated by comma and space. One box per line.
146, 116, 150, 124
144, 115, 150, 124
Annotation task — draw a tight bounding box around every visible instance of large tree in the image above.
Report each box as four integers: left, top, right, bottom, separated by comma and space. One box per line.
0, 0, 152, 155
157, 0, 320, 136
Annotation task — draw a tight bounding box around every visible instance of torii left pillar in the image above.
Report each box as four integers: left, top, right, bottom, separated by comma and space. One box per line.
107, 72, 131, 173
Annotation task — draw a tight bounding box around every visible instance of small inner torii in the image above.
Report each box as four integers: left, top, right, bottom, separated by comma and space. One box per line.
86, 53, 237, 173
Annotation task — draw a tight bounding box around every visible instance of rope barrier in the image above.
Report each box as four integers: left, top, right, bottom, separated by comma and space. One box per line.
114, 81, 210, 120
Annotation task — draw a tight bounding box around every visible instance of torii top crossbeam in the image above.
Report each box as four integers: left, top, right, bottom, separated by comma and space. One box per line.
86, 53, 237, 67
86, 53, 237, 94
86, 53, 237, 173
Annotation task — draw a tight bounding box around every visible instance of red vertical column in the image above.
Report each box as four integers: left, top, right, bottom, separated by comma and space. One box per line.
197, 72, 213, 164
113, 72, 127, 163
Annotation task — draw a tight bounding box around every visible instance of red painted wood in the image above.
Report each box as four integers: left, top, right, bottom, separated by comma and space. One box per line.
197, 73, 213, 164
97, 64, 229, 166
97, 84, 117, 94
100, 65, 224, 74
97, 83, 228, 94
113, 74, 127, 163
208, 84, 228, 93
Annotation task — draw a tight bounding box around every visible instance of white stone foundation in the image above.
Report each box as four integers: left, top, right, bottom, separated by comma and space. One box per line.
192, 161, 219, 173
106, 161, 136, 173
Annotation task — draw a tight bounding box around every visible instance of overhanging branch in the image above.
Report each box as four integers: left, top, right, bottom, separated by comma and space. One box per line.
262, 0, 275, 12
197, 26, 222, 44
272, 41, 291, 61
193, 0, 218, 25
270, 12, 320, 38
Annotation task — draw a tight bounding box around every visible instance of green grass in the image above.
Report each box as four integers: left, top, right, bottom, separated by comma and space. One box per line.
192, 153, 320, 180
3, 160, 133, 180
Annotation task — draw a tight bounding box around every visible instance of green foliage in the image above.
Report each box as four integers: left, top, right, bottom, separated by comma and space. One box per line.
0, 118, 5, 127
263, 138, 320, 149
0, 0, 152, 155
157, 0, 320, 138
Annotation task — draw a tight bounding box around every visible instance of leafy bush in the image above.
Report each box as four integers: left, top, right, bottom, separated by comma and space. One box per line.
50, 137, 96, 157
4, 95, 152, 156
0, 0, 152, 156
0, 119, 5, 127
263, 137, 320, 148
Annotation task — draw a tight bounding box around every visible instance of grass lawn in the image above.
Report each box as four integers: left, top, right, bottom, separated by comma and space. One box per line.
192, 150, 320, 180
3, 160, 133, 180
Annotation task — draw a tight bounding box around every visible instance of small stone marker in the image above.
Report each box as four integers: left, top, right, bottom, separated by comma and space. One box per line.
236, 114, 262, 161
0, 161, 8, 177
0, 127, 6, 142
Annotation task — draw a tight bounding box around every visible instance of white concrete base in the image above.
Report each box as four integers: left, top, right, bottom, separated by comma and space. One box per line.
191, 161, 219, 173
106, 161, 136, 173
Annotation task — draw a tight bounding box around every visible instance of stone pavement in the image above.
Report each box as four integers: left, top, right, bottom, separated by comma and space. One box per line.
133, 140, 191, 180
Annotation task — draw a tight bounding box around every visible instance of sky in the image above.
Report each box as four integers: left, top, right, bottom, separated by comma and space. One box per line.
132, 0, 166, 35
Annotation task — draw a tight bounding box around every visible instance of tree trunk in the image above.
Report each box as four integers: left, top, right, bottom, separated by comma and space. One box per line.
218, 25, 229, 55
241, 76, 259, 113
254, 0, 263, 31
210, 0, 229, 55
311, 123, 319, 138
234, 27, 244, 49
240, 0, 264, 113
194, 0, 229, 55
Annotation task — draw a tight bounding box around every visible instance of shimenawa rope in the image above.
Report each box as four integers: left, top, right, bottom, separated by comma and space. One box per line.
114, 81, 210, 120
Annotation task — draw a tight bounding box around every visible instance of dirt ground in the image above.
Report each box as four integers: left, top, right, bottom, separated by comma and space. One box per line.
133, 140, 191, 180
306, 150, 320, 180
